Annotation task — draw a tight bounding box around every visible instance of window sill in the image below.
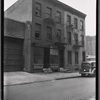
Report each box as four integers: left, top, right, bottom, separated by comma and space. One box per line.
46, 39, 52, 42
35, 15, 42, 18
35, 37, 41, 40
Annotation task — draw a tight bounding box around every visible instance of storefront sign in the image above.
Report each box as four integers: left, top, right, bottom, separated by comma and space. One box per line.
34, 65, 43, 69
51, 65, 58, 68
50, 49, 58, 55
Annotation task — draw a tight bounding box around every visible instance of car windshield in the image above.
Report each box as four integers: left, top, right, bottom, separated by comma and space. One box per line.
82, 63, 90, 66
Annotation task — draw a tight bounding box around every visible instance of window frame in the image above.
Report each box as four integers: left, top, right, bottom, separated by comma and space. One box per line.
81, 35, 84, 47
35, 23, 41, 39
75, 52, 79, 64
57, 29, 61, 41
46, 26, 52, 40
80, 20, 84, 31
68, 51, 72, 64
46, 7, 52, 18
35, 2, 42, 17
67, 31, 71, 44
74, 33, 78, 45
74, 18, 78, 29
56, 11, 61, 23
67, 15, 71, 26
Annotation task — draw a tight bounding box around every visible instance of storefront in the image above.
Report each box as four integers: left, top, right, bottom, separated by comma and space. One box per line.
50, 47, 59, 71
32, 44, 64, 72
32, 47, 44, 70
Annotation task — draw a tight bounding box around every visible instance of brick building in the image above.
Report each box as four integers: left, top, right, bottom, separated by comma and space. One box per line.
4, 0, 86, 72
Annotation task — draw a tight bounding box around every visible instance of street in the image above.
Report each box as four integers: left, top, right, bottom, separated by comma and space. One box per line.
4, 76, 95, 100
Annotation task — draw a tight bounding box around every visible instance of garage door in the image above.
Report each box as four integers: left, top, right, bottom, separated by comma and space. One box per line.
4, 37, 23, 72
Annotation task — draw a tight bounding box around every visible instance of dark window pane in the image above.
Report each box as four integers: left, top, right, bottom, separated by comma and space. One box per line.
35, 2, 41, 17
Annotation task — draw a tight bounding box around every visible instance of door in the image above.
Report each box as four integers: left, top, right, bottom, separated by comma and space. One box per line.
4, 37, 23, 72
59, 50, 64, 67
44, 48, 50, 68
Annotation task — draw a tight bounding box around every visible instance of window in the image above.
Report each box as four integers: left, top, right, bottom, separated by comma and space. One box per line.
74, 34, 78, 45
68, 51, 72, 64
35, 23, 41, 38
57, 29, 61, 41
74, 18, 78, 29
67, 15, 71, 26
67, 31, 71, 44
34, 47, 44, 64
81, 35, 84, 47
46, 7, 52, 18
47, 26, 52, 40
80, 20, 84, 30
75, 52, 78, 64
56, 11, 61, 23
50, 49, 59, 64
35, 2, 41, 17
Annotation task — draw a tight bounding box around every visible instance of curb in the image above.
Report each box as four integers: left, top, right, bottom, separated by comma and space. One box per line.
4, 75, 80, 86
55, 76, 80, 80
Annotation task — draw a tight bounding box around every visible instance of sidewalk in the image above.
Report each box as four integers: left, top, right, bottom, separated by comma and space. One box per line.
4, 72, 80, 86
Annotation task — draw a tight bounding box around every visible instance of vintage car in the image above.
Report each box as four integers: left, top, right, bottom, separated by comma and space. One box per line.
79, 60, 96, 76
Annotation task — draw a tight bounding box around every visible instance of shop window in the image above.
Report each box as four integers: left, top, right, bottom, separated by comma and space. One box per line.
50, 49, 59, 64
67, 31, 71, 44
34, 47, 44, 64
75, 52, 79, 64
80, 20, 84, 31
46, 7, 52, 18
46, 26, 52, 40
68, 51, 72, 64
35, 2, 42, 17
74, 18, 78, 29
67, 15, 71, 26
35, 23, 41, 39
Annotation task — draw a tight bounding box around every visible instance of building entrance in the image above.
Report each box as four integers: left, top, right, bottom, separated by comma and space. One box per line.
44, 48, 50, 68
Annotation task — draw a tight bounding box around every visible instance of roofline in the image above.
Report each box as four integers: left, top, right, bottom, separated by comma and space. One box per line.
4, 0, 25, 15
5, 0, 86, 19
4, 18, 25, 24
44, 0, 86, 18
57, 0, 86, 18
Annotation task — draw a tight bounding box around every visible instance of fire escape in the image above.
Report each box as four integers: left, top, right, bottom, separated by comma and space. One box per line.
66, 22, 83, 49
73, 40, 83, 49
44, 13, 65, 49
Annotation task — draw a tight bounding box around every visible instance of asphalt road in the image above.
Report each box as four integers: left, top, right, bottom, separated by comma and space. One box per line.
4, 76, 95, 100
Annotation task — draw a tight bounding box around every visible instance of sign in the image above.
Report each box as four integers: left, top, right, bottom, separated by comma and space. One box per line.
34, 65, 43, 69
50, 49, 58, 55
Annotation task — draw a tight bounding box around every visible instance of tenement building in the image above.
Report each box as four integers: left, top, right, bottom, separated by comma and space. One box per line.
63, 7, 86, 71
4, 0, 86, 72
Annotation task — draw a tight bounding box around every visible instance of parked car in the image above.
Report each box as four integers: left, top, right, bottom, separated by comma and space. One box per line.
79, 60, 96, 76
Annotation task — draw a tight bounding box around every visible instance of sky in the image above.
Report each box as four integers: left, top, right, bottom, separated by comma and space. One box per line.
4, 0, 96, 36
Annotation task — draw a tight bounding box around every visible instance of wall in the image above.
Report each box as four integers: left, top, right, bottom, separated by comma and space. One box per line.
4, 18, 25, 39
86, 36, 96, 56
4, 0, 32, 22
64, 11, 86, 71
32, 0, 64, 45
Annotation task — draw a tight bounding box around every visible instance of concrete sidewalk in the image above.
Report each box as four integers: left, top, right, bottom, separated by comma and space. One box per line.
4, 72, 80, 86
